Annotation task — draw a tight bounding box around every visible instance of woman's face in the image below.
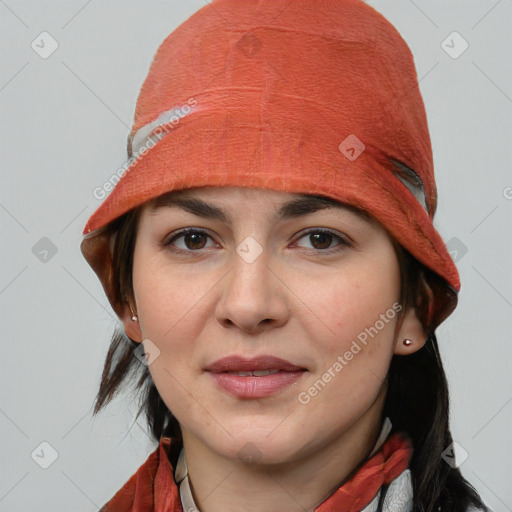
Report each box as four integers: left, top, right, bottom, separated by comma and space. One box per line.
130, 186, 419, 464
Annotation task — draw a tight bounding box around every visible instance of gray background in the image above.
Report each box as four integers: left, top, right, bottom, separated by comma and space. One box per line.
1, 0, 511, 510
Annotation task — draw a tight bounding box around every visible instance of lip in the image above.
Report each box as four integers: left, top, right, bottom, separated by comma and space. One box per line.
205, 355, 307, 399
205, 355, 305, 373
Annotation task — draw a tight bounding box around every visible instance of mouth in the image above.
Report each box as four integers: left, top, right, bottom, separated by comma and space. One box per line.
223, 369, 283, 376
205, 356, 307, 398
205, 355, 306, 373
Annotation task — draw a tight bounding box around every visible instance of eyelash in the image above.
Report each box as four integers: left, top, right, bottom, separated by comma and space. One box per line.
161, 227, 351, 255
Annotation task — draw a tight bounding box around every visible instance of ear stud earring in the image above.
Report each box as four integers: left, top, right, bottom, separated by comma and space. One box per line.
403, 338, 413, 346
129, 303, 138, 322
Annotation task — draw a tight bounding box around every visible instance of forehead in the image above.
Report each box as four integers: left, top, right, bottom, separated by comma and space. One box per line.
147, 187, 373, 224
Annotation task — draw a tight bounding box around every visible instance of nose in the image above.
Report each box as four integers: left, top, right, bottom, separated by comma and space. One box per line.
215, 246, 289, 335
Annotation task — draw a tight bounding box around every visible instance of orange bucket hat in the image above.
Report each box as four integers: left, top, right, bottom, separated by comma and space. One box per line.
81, 0, 460, 330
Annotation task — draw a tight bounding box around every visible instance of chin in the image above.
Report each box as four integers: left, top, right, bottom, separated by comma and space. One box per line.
198, 419, 319, 467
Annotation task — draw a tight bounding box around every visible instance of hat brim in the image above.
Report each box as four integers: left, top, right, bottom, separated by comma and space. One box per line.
82, 105, 459, 329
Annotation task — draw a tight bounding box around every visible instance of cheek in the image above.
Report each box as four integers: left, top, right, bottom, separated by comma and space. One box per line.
132, 238, 199, 331
134, 263, 208, 348
131, 253, 210, 414
293, 268, 401, 432
131, 246, 226, 407
294, 256, 401, 359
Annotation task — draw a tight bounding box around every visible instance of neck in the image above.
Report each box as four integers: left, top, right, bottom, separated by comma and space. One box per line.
181, 391, 387, 512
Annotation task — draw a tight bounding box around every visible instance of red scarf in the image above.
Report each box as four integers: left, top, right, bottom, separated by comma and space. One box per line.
101, 434, 412, 512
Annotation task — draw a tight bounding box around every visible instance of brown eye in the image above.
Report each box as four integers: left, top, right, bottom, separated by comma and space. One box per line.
183, 232, 208, 250
163, 229, 216, 252
295, 228, 350, 253
309, 232, 332, 250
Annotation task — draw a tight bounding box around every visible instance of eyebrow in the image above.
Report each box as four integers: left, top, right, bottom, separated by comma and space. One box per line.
150, 192, 371, 223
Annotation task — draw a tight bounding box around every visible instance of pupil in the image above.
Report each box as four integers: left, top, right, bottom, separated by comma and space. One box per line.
186, 233, 206, 250
311, 233, 331, 249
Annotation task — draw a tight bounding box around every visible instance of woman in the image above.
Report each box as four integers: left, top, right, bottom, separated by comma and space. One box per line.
81, 1, 489, 510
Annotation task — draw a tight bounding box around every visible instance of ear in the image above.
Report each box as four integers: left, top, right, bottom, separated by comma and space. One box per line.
393, 306, 428, 355
119, 301, 143, 343
81, 231, 143, 343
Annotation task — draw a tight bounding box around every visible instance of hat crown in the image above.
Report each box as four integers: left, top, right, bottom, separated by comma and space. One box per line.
130, 0, 436, 215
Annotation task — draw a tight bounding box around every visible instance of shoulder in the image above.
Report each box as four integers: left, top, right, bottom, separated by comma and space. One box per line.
100, 437, 180, 512
100, 443, 160, 511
